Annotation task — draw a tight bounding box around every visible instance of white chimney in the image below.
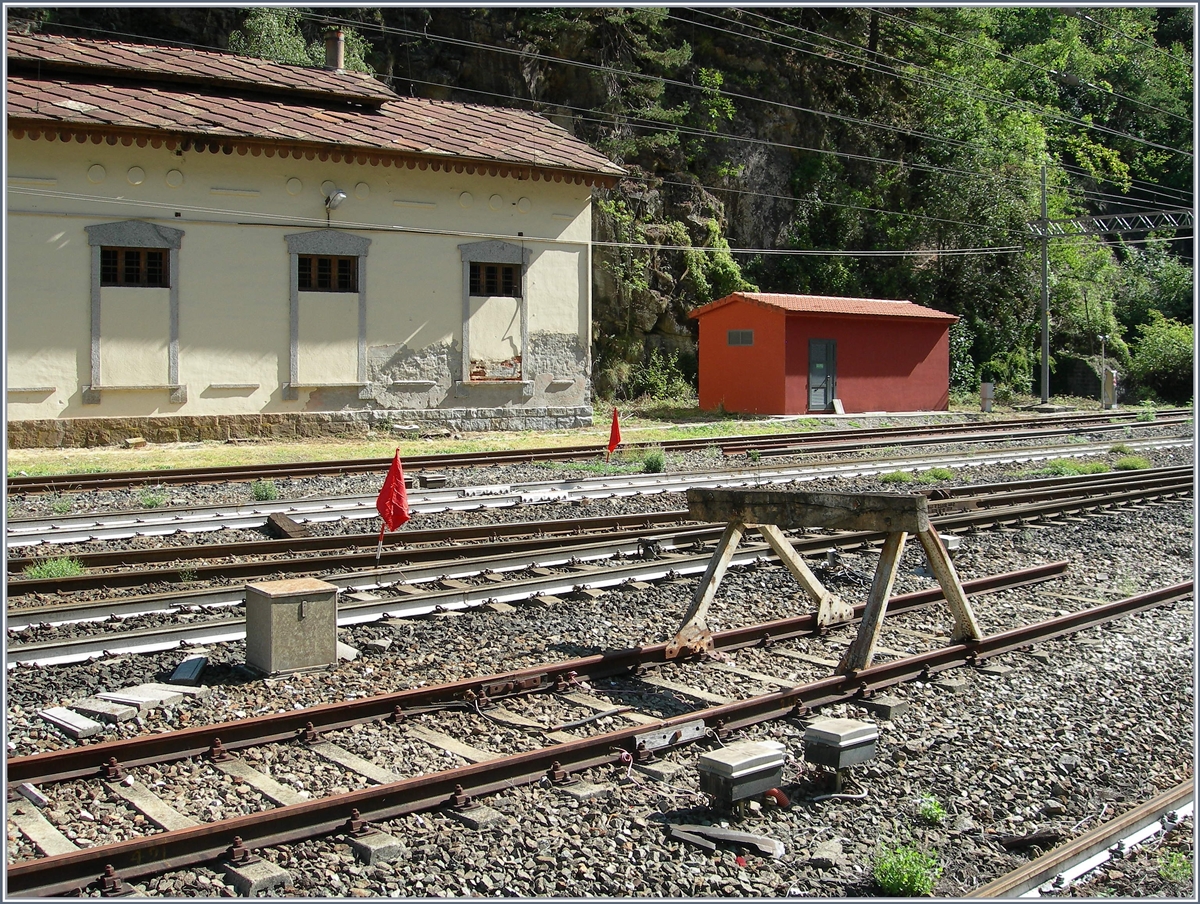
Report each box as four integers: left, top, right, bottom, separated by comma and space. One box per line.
324, 29, 345, 72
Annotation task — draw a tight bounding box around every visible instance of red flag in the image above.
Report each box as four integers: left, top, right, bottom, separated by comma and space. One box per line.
607, 408, 622, 458
375, 450, 410, 532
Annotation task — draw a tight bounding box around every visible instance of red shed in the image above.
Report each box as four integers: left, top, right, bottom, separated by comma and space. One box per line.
690, 293, 958, 415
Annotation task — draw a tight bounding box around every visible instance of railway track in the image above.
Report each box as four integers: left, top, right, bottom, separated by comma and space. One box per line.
5, 579, 1190, 897
6, 409, 1188, 494
6, 434, 1189, 548
6, 469, 1191, 665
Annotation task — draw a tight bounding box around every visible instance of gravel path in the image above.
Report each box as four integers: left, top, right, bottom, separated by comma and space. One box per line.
5, 431, 1194, 897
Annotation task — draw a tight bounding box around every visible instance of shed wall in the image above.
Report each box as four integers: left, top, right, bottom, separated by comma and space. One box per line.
785, 313, 951, 413
695, 301, 786, 414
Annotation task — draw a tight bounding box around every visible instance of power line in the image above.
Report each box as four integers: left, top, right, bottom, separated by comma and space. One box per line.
5, 186, 1024, 257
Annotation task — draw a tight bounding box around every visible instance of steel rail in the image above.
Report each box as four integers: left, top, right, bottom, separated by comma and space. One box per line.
6, 435, 1190, 548
4, 563, 1069, 787
6, 476, 1190, 653
966, 779, 1195, 898
8, 466, 1190, 579
6, 409, 1185, 494
9, 467, 1190, 598
5, 579, 1189, 898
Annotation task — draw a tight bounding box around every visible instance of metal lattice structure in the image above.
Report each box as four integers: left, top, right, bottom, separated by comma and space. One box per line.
1027, 208, 1194, 238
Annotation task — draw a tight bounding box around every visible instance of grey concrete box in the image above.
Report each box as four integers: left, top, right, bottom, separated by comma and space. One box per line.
803, 718, 879, 770
244, 578, 338, 676
697, 740, 786, 806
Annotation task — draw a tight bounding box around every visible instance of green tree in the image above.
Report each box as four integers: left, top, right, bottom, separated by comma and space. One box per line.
228, 8, 372, 73
1127, 313, 1193, 403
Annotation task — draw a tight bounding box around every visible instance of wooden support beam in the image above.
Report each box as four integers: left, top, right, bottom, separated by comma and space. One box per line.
755, 523, 852, 626
688, 488, 929, 533
917, 527, 982, 642
666, 520, 744, 659
839, 531, 908, 673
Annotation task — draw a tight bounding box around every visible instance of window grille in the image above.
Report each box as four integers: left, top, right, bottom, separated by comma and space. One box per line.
727, 329, 754, 346
298, 255, 358, 292
469, 262, 521, 297
99, 248, 168, 287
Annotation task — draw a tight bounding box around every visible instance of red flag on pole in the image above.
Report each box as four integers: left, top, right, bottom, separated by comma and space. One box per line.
606, 408, 621, 461
376, 450, 410, 532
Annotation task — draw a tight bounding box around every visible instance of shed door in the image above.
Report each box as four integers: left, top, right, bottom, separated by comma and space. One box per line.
808, 339, 836, 410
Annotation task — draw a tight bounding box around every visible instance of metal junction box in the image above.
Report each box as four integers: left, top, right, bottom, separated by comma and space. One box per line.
697, 740, 786, 806
803, 718, 878, 770
245, 577, 338, 676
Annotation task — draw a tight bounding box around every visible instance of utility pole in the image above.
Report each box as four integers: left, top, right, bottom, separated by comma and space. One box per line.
1040, 165, 1050, 404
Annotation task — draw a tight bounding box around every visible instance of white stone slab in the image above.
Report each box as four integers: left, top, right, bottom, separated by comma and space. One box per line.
139, 681, 211, 700
309, 742, 402, 785
9, 802, 80, 856
105, 780, 198, 832
212, 757, 307, 806
38, 706, 102, 739
96, 684, 184, 711
70, 696, 139, 723
405, 725, 500, 763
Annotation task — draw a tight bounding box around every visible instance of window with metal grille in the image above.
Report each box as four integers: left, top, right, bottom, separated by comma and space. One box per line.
469, 262, 521, 297
298, 255, 358, 292
727, 329, 754, 346
99, 248, 168, 287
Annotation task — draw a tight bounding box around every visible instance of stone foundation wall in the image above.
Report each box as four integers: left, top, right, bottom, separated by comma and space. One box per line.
6, 406, 594, 449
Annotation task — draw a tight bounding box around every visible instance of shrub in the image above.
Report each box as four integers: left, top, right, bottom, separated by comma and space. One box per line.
916, 795, 947, 825
1158, 851, 1193, 884
1114, 455, 1151, 470
747, 449, 761, 463
50, 496, 72, 515
1136, 400, 1158, 421
620, 348, 694, 402
642, 447, 666, 473
1035, 458, 1109, 477
1109, 443, 1134, 455
1127, 313, 1193, 404
873, 846, 942, 896
24, 556, 86, 579
251, 479, 279, 501
880, 470, 915, 484
139, 491, 167, 509
917, 467, 955, 483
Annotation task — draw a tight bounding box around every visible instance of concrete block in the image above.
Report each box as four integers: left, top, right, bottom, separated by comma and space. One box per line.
860, 695, 910, 720
634, 759, 688, 782
39, 706, 102, 739
337, 641, 360, 661
222, 858, 291, 896
347, 829, 405, 865
140, 681, 211, 700
556, 780, 612, 802
977, 664, 1016, 677
934, 675, 971, 693
447, 804, 506, 830
364, 637, 392, 653
245, 577, 338, 675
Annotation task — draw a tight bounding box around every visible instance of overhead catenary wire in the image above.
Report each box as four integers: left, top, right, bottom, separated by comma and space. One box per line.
5, 186, 1025, 257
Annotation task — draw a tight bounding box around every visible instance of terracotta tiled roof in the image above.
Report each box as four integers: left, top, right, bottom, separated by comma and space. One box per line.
689, 292, 958, 322
5, 34, 625, 180
6, 32, 397, 105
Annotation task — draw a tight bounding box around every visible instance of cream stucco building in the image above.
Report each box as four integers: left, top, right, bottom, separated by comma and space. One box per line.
5, 33, 623, 445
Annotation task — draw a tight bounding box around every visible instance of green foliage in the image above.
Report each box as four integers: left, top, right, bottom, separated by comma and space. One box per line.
696, 68, 735, 132
228, 7, 372, 72
642, 447, 666, 473
873, 846, 942, 896
177, 569, 199, 583
1115, 240, 1194, 333
880, 470, 915, 484
1158, 851, 1193, 884
747, 449, 761, 463
615, 348, 693, 402
1108, 443, 1134, 455
251, 479, 280, 501
50, 496, 72, 515
1114, 455, 1151, 471
139, 490, 167, 509
1127, 313, 1193, 404
1034, 458, 1109, 477
1136, 400, 1158, 421
948, 321, 977, 393
24, 556, 86, 579
918, 467, 955, 483
916, 795, 947, 825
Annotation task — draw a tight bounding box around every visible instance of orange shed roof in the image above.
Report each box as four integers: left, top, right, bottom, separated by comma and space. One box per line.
689, 292, 958, 322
